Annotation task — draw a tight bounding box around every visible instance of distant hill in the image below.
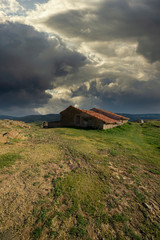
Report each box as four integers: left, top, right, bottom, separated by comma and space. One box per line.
118, 113, 160, 121
0, 113, 160, 123
0, 114, 60, 123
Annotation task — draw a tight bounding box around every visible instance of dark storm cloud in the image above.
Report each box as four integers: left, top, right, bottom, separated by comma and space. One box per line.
0, 22, 86, 114
46, 0, 160, 62
71, 74, 160, 113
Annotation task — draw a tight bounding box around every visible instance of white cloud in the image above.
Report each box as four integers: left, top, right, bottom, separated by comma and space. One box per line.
35, 85, 101, 114
0, 0, 24, 13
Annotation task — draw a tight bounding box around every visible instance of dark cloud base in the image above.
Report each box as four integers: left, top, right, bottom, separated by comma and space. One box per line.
0, 22, 86, 115
71, 75, 160, 114
46, 0, 160, 62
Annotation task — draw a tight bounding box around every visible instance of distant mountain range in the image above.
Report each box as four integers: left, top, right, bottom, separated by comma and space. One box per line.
0, 113, 160, 123
118, 113, 160, 122
0, 114, 60, 123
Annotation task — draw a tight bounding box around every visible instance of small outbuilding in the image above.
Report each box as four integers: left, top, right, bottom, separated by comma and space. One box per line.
43, 106, 129, 129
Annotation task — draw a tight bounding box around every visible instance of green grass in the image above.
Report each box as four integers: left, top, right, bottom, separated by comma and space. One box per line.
109, 213, 128, 224
31, 227, 43, 240
52, 169, 108, 212
69, 215, 88, 238
0, 153, 20, 169
1, 121, 160, 240
48, 122, 159, 239
123, 225, 141, 240
57, 122, 160, 168
134, 188, 146, 203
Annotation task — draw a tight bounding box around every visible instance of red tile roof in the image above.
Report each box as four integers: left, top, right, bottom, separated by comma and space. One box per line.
81, 109, 118, 124
91, 108, 129, 120
65, 106, 120, 124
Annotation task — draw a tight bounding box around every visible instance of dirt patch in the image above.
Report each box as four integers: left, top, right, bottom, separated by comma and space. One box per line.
0, 159, 73, 237
0, 130, 27, 143
0, 120, 30, 144
0, 127, 78, 239
0, 229, 19, 240
107, 157, 160, 238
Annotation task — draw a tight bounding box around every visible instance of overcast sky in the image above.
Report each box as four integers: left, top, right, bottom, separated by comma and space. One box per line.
0, 0, 160, 115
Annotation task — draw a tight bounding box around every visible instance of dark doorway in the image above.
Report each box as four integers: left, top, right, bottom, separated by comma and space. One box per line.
76, 115, 80, 125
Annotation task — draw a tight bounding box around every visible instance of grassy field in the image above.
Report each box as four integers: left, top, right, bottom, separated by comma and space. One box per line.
0, 120, 160, 240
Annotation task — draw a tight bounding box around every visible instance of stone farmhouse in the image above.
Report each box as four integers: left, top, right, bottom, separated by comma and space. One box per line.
43, 106, 129, 129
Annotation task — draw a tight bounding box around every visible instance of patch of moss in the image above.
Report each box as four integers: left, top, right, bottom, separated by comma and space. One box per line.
0, 153, 20, 169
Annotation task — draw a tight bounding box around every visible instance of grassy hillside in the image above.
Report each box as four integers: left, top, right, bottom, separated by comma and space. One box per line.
0, 120, 160, 240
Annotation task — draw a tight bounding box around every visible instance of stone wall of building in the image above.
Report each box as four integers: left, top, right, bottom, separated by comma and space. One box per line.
43, 121, 61, 128
60, 107, 81, 127
103, 123, 119, 130
60, 107, 104, 129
